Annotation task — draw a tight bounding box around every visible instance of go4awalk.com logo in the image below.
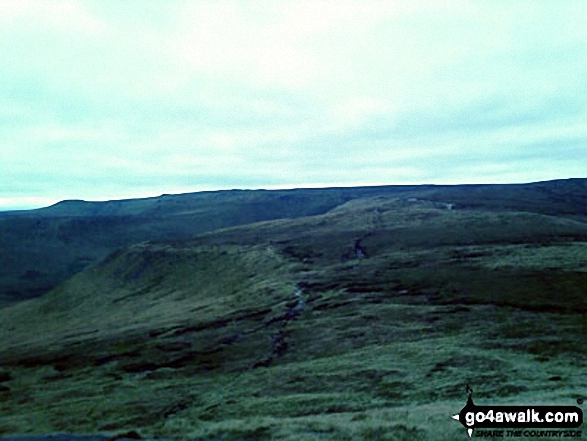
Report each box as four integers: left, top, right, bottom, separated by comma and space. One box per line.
451, 387, 583, 438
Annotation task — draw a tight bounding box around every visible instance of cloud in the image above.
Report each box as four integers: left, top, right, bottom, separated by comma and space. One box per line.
0, 1, 586, 209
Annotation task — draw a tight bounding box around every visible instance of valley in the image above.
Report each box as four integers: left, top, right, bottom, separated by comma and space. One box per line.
0, 180, 586, 440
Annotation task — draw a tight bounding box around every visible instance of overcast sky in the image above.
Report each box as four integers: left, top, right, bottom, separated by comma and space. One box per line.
1, 1, 586, 209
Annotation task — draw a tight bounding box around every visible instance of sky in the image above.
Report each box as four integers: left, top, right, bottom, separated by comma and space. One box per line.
1, 0, 586, 210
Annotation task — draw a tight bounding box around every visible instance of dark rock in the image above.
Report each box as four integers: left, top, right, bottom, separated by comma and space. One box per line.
253, 358, 272, 368
0, 384, 12, 401
354, 239, 367, 259
270, 331, 288, 357
163, 402, 189, 418
107, 430, 142, 440
0, 436, 108, 441
219, 332, 245, 346
0, 370, 12, 382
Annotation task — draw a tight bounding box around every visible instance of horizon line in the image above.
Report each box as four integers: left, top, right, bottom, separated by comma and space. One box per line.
1, 176, 584, 213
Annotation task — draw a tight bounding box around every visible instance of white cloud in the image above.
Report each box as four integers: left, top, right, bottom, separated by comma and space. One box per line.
0, 196, 61, 211
0, 0, 586, 208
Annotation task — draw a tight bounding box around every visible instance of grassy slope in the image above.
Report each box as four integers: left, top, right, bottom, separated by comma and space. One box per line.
0, 188, 359, 302
1, 186, 587, 440
2, 179, 586, 303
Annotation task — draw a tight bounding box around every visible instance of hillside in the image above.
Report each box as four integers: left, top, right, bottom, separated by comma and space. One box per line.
0, 187, 376, 303
1, 179, 586, 303
0, 180, 586, 439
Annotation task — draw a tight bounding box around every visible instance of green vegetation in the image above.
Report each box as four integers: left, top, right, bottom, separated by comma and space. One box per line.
2, 179, 586, 303
1, 179, 586, 439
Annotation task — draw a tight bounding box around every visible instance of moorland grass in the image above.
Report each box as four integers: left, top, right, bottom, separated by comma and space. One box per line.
1, 189, 586, 439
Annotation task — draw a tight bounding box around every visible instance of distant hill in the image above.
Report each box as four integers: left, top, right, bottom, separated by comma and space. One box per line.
0, 187, 369, 302
1, 179, 586, 303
